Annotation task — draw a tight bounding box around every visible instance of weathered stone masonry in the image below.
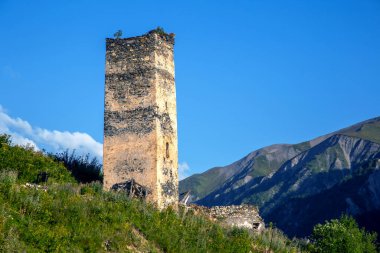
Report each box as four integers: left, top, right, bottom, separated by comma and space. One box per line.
103, 30, 178, 208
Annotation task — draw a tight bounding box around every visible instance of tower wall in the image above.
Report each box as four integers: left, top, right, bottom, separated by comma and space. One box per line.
103, 31, 178, 208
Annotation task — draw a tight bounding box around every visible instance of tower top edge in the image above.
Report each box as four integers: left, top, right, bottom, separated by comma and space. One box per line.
106, 29, 175, 45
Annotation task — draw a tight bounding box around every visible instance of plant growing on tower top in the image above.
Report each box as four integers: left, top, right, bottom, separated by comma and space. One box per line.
153, 26, 166, 35
113, 30, 123, 39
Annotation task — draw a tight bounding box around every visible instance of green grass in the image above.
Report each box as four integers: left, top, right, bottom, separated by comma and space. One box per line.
0, 176, 304, 252
294, 141, 311, 151
343, 122, 380, 144
0, 134, 75, 184
0, 171, 288, 252
0, 134, 301, 252
251, 156, 270, 177
307, 144, 349, 174
0, 177, 226, 252
251, 155, 286, 178
179, 167, 230, 200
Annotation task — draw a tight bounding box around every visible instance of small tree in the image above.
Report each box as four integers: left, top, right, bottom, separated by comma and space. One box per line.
114, 30, 122, 39
0, 134, 11, 146
154, 26, 165, 35
309, 215, 377, 253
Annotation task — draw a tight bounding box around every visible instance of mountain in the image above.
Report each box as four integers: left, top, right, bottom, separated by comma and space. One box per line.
266, 157, 380, 237
179, 117, 380, 237
179, 142, 313, 202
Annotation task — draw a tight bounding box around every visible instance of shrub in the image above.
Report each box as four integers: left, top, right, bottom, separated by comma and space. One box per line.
254, 223, 301, 253
0, 171, 17, 198
153, 26, 166, 35
0, 134, 11, 146
113, 29, 122, 39
309, 215, 378, 253
52, 149, 103, 183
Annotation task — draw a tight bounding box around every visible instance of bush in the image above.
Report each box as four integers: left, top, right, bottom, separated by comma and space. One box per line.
113, 29, 122, 39
254, 222, 301, 253
0, 134, 11, 146
153, 26, 166, 35
309, 215, 378, 253
0, 171, 17, 198
51, 149, 103, 183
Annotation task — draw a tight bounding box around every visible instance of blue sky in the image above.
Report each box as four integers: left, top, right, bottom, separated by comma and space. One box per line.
0, 0, 379, 178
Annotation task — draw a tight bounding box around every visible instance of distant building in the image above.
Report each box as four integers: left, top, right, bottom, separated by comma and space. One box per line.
103, 29, 178, 208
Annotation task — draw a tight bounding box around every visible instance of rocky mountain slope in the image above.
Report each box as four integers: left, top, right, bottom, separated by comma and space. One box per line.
179, 142, 313, 202
179, 117, 380, 237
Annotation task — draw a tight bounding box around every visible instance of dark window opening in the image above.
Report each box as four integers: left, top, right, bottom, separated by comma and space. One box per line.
166, 142, 169, 158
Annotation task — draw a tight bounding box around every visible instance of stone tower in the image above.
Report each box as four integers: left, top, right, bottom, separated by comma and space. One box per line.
103, 29, 178, 208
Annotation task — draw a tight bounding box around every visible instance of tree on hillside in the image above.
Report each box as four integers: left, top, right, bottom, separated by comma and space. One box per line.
309, 215, 377, 253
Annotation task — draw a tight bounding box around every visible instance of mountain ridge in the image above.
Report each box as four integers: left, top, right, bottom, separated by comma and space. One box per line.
179, 116, 380, 237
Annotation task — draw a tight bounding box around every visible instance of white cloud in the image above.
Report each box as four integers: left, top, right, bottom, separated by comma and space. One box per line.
0, 106, 103, 161
178, 162, 190, 180
9, 133, 40, 150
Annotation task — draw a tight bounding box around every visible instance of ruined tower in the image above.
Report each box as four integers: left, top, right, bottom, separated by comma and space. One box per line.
103, 29, 178, 208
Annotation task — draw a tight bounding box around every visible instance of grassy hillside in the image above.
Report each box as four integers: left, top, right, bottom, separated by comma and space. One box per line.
339, 116, 380, 144
0, 134, 300, 252
179, 166, 233, 201
0, 134, 75, 184
0, 177, 257, 252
